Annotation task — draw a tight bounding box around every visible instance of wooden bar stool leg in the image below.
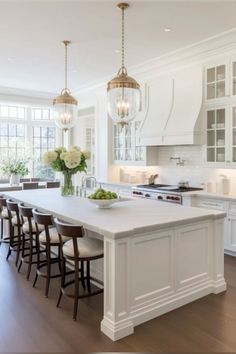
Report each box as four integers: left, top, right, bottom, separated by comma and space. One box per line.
6, 223, 13, 261
18, 231, 26, 272
80, 261, 85, 289
26, 234, 33, 280
33, 237, 40, 288
0, 218, 3, 246
58, 245, 62, 273
86, 260, 91, 293
15, 224, 21, 267
57, 257, 66, 308
73, 259, 79, 321
45, 244, 51, 298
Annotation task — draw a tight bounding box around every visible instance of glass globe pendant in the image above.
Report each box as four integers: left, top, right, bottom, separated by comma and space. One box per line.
53, 41, 78, 131
107, 3, 141, 127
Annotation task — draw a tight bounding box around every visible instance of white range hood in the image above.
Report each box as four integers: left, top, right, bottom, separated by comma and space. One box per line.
139, 65, 203, 146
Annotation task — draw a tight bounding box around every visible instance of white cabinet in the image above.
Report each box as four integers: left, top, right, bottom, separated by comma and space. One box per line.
206, 106, 227, 164
113, 120, 158, 166
205, 105, 236, 166
204, 60, 236, 166
205, 63, 229, 101
189, 196, 236, 255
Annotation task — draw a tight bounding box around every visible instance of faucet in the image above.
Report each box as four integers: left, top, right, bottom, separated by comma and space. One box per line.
84, 176, 97, 189
79, 176, 97, 197
170, 157, 185, 166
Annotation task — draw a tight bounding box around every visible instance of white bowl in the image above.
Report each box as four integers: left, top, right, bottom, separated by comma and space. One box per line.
88, 198, 119, 209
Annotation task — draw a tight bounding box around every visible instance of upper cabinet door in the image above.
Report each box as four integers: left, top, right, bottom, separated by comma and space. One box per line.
139, 76, 173, 146
205, 61, 230, 101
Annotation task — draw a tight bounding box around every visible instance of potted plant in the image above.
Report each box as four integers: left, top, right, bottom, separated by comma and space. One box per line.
43, 146, 90, 196
1, 158, 29, 185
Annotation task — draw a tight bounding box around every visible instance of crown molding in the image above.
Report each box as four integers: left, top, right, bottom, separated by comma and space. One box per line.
2, 27, 236, 101
75, 27, 236, 97
0, 86, 56, 105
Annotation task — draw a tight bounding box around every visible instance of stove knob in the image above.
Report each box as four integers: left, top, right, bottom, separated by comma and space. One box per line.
166, 196, 170, 199
145, 193, 150, 198
157, 196, 163, 200
175, 197, 180, 201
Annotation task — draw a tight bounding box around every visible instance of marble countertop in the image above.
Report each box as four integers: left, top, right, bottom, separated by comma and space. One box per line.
3, 189, 226, 239
182, 190, 236, 201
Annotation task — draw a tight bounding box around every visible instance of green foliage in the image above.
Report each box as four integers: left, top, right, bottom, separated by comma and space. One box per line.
1, 158, 29, 176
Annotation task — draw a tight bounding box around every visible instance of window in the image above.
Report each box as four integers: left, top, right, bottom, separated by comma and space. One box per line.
0, 104, 26, 119
33, 126, 56, 179
32, 108, 51, 120
0, 123, 25, 158
0, 103, 57, 180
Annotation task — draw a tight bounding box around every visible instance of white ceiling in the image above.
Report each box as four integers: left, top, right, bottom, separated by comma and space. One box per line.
0, 0, 236, 95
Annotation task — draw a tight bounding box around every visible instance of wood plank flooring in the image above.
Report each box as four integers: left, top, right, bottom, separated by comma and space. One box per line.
1, 244, 236, 352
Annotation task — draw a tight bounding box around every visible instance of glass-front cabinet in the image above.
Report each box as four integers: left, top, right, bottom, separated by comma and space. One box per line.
205, 105, 236, 166
206, 108, 226, 163
113, 121, 145, 164
206, 65, 226, 100
232, 107, 236, 163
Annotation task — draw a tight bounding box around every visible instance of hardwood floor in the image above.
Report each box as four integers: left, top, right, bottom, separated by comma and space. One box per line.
1, 244, 236, 352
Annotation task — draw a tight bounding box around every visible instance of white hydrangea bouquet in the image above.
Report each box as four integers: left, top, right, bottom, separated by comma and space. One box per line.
43, 146, 90, 196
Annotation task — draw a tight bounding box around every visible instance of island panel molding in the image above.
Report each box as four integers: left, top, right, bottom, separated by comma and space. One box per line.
3, 189, 226, 341
101, 220, 226, 341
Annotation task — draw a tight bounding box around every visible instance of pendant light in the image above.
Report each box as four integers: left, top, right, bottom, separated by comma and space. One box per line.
53, 40, 78, 131
107, 3, 141, 127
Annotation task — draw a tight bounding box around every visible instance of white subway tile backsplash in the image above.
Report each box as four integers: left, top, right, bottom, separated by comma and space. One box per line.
155, 145, 236, 193
116, 145, 236, 194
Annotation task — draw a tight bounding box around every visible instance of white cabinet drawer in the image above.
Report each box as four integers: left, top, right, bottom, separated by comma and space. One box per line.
229, 202, 236, 215
195, 198, 225, 211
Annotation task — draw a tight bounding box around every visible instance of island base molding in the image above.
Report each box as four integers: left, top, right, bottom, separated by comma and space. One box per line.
101, 278, 226, 341
101, 219, 226, 341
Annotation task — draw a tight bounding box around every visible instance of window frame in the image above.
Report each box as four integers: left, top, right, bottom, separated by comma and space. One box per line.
0, 103, 62, 179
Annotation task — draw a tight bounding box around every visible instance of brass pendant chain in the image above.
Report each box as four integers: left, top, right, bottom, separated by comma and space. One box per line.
62, 40, 70, 91
121, 6, 125, 73
65, 41, 68, 90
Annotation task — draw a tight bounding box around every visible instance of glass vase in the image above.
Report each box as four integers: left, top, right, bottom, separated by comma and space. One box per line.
61, 172, 74, 196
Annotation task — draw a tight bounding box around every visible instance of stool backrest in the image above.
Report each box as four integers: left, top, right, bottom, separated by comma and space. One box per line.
32, 208, 53, 242
46, 181, 60, 188
22, 182, 39, 190
0, 196, 7, 208
18, 202, 33, 229
6, 199, 21, 226
54, 218, 84, 259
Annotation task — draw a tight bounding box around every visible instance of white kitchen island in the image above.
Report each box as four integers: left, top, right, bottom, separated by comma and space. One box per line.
4, 189, 226, 341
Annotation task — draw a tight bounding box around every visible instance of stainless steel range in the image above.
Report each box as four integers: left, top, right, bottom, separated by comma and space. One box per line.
132, 184, 203, 204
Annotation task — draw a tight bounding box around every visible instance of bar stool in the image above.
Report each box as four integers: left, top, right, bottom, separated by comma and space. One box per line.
0, 196, 11, 246
54, 218, 104, 320
18, 203, 44, 279
46, 181, 60, 188
32, 209, 71, 298
6, 199, 26, 266
22, 182, 39, 190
